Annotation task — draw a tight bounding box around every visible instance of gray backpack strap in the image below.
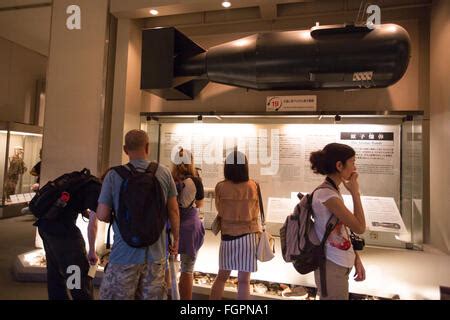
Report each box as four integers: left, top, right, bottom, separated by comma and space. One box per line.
311, 181, 341, 229
318, 213, 338, 299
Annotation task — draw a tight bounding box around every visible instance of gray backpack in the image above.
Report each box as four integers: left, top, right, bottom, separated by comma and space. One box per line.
176, 176, 197, 209
280, 181, 338, 297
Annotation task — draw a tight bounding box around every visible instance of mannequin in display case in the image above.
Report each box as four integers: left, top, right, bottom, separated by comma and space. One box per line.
4, 146, 27, 200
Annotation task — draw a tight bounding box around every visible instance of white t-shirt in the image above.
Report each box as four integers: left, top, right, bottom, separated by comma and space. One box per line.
312, 188, 355, 268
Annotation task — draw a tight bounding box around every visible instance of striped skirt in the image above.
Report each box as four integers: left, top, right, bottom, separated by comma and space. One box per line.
219, 233, 258, 273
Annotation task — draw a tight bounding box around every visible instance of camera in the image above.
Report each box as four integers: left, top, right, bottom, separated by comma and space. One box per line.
350, 232, 365, 251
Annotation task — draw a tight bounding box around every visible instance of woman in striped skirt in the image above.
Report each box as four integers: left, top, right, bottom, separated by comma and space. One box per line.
209, 150, 262, 300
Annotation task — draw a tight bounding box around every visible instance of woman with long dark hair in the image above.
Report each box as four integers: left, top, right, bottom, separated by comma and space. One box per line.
309, 143, 366, 300
209, 150, 262, 300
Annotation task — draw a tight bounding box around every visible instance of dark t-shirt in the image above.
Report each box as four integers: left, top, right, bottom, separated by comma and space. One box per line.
36, 181, 101, 236
191, 176, 205, 201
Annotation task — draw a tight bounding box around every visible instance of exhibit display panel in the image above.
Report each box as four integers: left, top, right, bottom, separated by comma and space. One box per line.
142, 112, 424, 250
0, 122, 43, 208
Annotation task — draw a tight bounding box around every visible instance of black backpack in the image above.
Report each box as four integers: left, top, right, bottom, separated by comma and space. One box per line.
107, 162, 167, 249
29, 168, 97, 219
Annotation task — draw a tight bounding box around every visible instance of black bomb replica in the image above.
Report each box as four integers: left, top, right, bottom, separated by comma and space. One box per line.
141, 24, 411, 100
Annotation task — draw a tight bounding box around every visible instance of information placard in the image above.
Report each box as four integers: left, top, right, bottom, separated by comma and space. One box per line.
266, 95, 317, 111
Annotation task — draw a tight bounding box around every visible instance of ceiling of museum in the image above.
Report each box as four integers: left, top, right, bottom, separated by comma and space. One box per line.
0, 0, 51, 56
111, 0, 432, 19
0, 0, 432, 56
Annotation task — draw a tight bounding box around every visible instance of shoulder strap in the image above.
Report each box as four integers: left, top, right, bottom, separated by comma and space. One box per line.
255, 181, 265, 226
215, 180, 226, 189
318, 201, 338, 299
308, 181, 340, 245
146, 162, 159, 175
126, 163, 138, 174
308, 181, 340, 206
321, 215, 339, 246
112, 165, 132, 180
316, 180, 340, 299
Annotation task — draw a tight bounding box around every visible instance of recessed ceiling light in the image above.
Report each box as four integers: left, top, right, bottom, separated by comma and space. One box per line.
222, 1, 231, 8
150, 9, 159, 16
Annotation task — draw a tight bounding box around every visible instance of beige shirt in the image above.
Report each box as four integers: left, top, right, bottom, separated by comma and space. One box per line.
215, 180, 262, 236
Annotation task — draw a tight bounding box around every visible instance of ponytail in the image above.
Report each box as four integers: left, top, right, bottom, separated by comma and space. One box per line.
310, 150, 329, 175
310, 143, 356, 175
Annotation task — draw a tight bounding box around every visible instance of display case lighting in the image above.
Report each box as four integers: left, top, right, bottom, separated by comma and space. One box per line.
220, 115, 319, 118
0, 130, 7, 134
10, 131, 43, 137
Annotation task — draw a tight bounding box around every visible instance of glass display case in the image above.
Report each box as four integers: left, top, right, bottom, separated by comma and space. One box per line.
141, 111, 424, 250
0, 122, 43, 216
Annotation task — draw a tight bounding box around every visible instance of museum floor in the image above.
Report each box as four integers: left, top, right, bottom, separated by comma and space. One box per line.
0, 215, 101, 300
0, 215, 48, 299
1, 214, 449, 300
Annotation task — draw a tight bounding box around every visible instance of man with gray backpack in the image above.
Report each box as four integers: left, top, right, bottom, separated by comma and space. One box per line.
95, 129, 180, 300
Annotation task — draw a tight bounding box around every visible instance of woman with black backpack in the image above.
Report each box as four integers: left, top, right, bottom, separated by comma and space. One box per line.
309, 143, 366, 300
171, 148, 205, 300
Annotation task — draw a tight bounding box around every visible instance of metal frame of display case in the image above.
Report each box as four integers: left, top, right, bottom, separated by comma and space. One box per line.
141, 110, 425, 251
0, 121, 43, 217
142, 110, 424, 120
